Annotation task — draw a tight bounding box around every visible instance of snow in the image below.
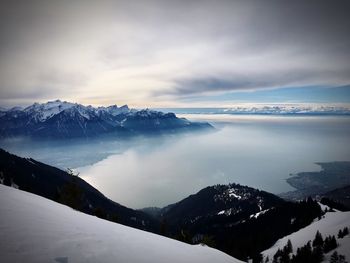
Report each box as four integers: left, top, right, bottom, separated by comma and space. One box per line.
0, 185, 242, 263
10, 181, 19, 189
9, 106, 23, 111
76, 106, 91, 120
323, 234, 350, 262
222, 104, 350, 115
26, 158, 37, 165
318, 201, 336, 212
249, 208, 271, 219
262, 210, 350, 261
24, 100, 75, 121
217, 208, 242, 217
228, 188, 242, 200
12, 100, 132, 122
257, 204, 262, 211
102, 105, 130, 116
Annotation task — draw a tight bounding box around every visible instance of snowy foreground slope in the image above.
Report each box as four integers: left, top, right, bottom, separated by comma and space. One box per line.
262, 206, 350, 262
0, 185, 242, 263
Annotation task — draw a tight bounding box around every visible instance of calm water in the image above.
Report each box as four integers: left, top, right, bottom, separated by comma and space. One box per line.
78, 115, 350, 208
1, 115, 350, 209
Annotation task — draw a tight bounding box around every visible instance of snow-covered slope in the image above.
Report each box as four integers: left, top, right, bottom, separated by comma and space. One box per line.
24, 100, 76, 122
0, 184, 241, 263
262, 208, 350, 261
329, 233, 350, 263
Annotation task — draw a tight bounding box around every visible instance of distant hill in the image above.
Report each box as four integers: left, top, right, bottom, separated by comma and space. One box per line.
143, 184, 324, 261
321, 185, 350, 210
0, 100, 212, 139
0, 148, 158, 232
160, 184, 285, 226
280, 162, 350, 201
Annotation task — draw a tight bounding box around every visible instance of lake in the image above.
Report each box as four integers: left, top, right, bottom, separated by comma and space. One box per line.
1, 115, 350, 209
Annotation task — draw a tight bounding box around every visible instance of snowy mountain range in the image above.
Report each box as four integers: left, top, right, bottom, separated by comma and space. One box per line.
161, 104, 350, 115
0, 100, 212, 138
222, 105, 350, 115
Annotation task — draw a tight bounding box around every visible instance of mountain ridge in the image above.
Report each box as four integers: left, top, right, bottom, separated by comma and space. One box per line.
0, 148, 159, 232
0, 100, 212, 138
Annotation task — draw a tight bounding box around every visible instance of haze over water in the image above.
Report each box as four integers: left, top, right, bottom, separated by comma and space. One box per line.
1, 114, 349, 208
77, 115, 350, 208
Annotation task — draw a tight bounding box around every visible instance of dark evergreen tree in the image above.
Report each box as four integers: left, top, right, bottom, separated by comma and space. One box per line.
175, 229, 192, 244
311, 246, 324, 263
286, 239, 293, 254
280, 249, 291, 263
289, 239, 326, 263
321, 198, 350, 212
338, 227, 349, 239
201, 235, 216, 248
108, 213, 119, 223
252, 253, 263, 263
330, 251, 347, 263
338, 229, 344, 239
273, 248, 282, 263
160, 219, 168, 236
312, 231, 324, 248
93, 207, 107, 219
330, 251, 339, 263
323, 235, 338, 253
291, 241, 313, 263
331, 236, 338, 249
58, 176, 83, 210
272, 240, 298, 263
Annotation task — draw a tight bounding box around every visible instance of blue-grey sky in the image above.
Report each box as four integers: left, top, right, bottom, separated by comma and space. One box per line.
0, 0, 350, 107
179, 85, 350, 105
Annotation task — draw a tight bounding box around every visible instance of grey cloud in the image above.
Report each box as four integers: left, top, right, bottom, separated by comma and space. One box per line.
0, 0, 349, 105
171, 67, 350, 97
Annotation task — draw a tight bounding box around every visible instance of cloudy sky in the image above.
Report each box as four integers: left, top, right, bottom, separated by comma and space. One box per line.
0, 0, 349, 107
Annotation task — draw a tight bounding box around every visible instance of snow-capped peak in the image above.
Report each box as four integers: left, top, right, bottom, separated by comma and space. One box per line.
105, 104, 130, 116
222, 104, 350, 115
136, 109, 163, 117
24, 100, 76, 122
19, 100, 132, 122
8, 106, 23, 111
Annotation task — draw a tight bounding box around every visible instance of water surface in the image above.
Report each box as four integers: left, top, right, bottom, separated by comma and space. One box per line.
77, 115, 350, 208
1, 115, 349, 208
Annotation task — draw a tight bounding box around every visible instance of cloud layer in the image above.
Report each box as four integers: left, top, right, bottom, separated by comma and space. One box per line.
0, 0, 349, 106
